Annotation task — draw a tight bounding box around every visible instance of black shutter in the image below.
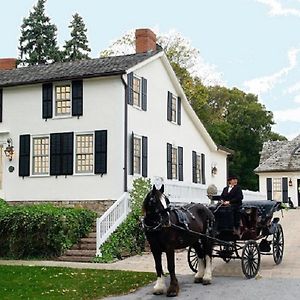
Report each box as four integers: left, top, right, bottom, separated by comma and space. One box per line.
50, 133, 62, 176
141, 78, 147, 111
142, 136, 148, 177
167, 91, 172, 121
167, 143, 172, 179
42, 83, 53, 119
72, 80, 83, 116
61, 132, 74, 175
127, 73, 133, 105
177, 96, 181, 125
192, 151, 197, 183
266, 178, 272, 200
0, 89, 2, 122
19, 135, 30, 177
129, 132, 134, 175
201, 153, 206, 184
282, 177, 288, 203
178, 146, 183, 181
95, 130, 107, 174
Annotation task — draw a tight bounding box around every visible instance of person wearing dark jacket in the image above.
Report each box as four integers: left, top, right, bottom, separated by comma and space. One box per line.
220, 175, 243, 234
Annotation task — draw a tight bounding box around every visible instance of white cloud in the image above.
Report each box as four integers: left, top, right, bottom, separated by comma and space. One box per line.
273, 106, 300, 122
256, 0, 300, 17
286, 81, 300, 94
293, 94, 300, 103
244, 48, 300, 96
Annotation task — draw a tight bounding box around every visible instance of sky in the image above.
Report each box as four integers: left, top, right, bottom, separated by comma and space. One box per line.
1, 0, 300, 140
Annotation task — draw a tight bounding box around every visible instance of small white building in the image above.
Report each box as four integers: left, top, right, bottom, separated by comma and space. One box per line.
255, 134, 300, 207
0, 29, 230, 210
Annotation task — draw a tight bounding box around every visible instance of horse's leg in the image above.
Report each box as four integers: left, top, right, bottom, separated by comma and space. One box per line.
193, 243, 205, 283
202, 238, 213, 285
166, 249, 179, 297
152, 250, 166, 295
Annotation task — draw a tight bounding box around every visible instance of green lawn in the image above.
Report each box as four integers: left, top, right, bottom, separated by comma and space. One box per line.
0, 265, 156, 300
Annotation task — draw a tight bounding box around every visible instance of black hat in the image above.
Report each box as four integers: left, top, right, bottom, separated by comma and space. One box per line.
227, 175, 238, 181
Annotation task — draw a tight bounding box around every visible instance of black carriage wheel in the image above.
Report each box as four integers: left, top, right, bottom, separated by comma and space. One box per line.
241, 240, 261, 279
187, 247, 198, 273
273, 223, 284, 265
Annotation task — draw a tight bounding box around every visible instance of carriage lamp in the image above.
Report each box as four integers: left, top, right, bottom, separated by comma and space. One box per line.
289, 178, 293, 187
211, 166, 218, 176
4, 138, 14, 161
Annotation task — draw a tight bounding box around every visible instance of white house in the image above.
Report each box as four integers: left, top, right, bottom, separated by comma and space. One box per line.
255, 134, 300, 207
0, 29, 230, 211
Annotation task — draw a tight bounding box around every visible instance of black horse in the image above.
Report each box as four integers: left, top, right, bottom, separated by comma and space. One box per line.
142, 185, 214, 297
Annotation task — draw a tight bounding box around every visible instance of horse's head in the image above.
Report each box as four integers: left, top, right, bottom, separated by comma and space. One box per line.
143, 184, 169, 217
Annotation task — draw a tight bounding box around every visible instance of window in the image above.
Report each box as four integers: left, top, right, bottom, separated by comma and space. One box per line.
171, 94, 177, 123
76, 134, 94, 173
133, 136, 142, 174
171, 146, 178, 180
133, 76, 141, 107
196, 154, 201, 183
32, 136, 49, 175
55, 84, 71, 116
273, 178, 282, 201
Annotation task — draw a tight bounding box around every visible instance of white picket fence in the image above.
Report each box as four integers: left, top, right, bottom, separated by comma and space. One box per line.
96, 183, 266, 255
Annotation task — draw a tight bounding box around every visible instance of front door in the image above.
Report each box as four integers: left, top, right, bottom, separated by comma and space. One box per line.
298, 179, 300, 207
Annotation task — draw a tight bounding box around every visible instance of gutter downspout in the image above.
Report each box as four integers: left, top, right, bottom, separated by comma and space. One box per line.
121, 75, 128, 192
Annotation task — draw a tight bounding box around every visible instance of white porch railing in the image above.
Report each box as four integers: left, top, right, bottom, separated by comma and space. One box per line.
96, 192, 130, 256
164, 182, 212, 204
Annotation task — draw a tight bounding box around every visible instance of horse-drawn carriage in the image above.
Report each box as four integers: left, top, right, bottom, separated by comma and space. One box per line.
142, 185, 284, 297
187, 199, 284, 279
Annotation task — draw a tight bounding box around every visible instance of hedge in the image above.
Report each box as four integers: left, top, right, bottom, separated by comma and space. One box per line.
0, 200, 96, 259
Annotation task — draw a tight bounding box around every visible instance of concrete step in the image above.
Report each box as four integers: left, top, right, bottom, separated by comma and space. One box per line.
57, 255, 94, 263
65, 249, 96, 257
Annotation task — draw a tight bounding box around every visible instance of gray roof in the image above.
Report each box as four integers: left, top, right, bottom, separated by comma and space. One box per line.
0, 51, 160, 87
255, 134, 300, 173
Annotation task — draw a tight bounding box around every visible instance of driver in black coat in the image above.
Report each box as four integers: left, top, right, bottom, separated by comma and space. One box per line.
220, 175, 243, 235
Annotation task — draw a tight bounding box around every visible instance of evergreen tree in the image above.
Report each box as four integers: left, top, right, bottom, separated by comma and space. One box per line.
63, 13, 91, 61
18, 0, 60, 66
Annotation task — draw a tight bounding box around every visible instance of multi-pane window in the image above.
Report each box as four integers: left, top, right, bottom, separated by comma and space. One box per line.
133, 76, 141, 107
55, 85, 71, 116
171, 94, 177, 123
133, 136, 141, 174
172, 147, 178, 179
32, 137, 49, 175
76, 134, 94, 173
273, 178, 282, 201
196, 154, 201, 183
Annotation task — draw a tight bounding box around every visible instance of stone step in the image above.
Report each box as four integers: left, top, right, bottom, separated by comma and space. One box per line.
57, 255, 94, 263
87, 232, 96, 238
71, 242, 96, 250
65, 249, 96, 257
80, 237, 96, 244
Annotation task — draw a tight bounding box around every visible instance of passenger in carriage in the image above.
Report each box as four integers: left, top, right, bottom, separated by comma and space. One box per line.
220, 175, 244, 236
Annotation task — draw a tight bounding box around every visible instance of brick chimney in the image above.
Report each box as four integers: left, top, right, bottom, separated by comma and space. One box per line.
135, 29, 157, 53
0, 58, 17, 70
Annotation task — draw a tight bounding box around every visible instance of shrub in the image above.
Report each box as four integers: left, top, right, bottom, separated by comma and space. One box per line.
0, 203, 96, 259
98, 177, 151, 262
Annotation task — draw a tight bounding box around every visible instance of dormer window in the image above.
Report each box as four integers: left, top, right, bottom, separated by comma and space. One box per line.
55, 84, 71, 116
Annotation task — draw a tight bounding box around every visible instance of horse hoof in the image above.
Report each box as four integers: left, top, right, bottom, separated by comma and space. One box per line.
194, 277, 203, 283
167, 291, 178, 297
202, 279, 211, 285
153, 291, 164, 295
